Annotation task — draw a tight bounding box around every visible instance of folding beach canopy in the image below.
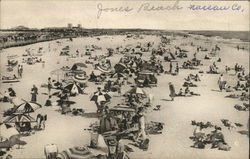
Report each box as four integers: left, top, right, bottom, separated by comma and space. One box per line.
57, 146, 97, 159
3, 113, 35, 124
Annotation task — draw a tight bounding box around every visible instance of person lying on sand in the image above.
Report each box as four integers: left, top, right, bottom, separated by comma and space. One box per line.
225, 86, 234, 92
176, 88, 185, 96
204, 55, 210, 60
184, 86, 200, 96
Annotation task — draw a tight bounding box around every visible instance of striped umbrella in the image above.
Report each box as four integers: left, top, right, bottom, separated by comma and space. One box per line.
57, 146, 97, 159
13, 100, 42, 113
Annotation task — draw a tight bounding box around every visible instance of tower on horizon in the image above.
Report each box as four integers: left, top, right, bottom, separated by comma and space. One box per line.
77, 24, 82, 28
67, 23, 72, 28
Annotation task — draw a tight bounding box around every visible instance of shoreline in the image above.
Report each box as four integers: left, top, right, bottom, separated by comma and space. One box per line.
0, 30, 249, 50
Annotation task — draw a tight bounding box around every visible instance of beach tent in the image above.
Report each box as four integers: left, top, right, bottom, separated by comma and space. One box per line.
13, 100, 42, 114
57, 146, 97, 159
64, 82, 83, 95
0, 123, 18, 139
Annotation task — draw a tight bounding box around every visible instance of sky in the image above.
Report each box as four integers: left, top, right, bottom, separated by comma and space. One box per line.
0, 0, 249, 31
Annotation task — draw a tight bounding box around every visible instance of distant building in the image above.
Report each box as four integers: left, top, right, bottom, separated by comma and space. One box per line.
68, 23, 72, 28
77, 24, 82, 28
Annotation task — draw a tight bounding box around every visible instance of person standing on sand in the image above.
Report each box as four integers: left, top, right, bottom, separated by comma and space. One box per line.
175, 63, 179, 74
19, 65, 23, 78
136, 107, 147, 142
218, 74, 226, 91
47, 77, 52, 96
169, 62, 173, 73
17, 65, 21, 78
31, 85, 38, 102
234, 63, 238, 75
169, 82, 176, 101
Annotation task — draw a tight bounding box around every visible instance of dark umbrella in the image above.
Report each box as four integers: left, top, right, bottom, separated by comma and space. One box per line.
64, 82, 83, 94
90, 91, 111, 104
71, 63, 87, 70
114, 63, 127, 73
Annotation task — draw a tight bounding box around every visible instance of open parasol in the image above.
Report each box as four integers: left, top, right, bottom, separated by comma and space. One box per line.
90, 91, 111, 104
3, 114, 35, 124
13, 100, 42, 113
57, 146, 97, 159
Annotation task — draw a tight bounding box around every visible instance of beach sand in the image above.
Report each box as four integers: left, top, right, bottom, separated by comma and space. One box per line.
0, 34, 249, 159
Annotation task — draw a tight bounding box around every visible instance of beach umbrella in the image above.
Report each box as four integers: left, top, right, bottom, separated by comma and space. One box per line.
110, 72, 126, 78
73, 74, 88, 82
0, 123, 18, 139
64, 82, 82, 95
114, 63, 127, 73
71, 63, 87, 70
13, 100, 42, 113
3, 114, 35, 123
90, 91, 111, 103
57, 146, 97, 159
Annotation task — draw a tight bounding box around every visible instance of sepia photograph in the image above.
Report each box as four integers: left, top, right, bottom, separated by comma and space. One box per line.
0, 0, 249, 159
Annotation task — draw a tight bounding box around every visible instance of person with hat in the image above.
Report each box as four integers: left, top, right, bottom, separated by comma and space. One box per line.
31, 85, 38, 102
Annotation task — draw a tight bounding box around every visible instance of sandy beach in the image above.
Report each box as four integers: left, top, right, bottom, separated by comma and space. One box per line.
0, 34, 249, 159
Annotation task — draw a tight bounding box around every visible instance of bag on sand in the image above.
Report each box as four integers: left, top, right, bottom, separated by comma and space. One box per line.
139, 138, 150, 151
197, 141, 205, 149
